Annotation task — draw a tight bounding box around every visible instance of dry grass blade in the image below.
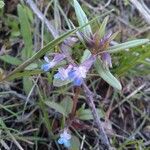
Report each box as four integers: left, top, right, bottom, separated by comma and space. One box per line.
130, 0, 150, 24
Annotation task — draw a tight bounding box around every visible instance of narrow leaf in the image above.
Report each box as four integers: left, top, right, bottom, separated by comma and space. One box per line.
0, 55, 22, 65
108, 39, 149, 53
74, 0, 92, 37
18, 4, 33, 59
99, 16, 109, 38
1, 29, 76, 81
53, 78, 72, 87
95, 58, 122, 90
77, 108, 104, 120
80, 49, 91, 63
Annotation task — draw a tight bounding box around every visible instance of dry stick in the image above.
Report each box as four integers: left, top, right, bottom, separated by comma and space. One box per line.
25, 0, 110, 148
82, 82, 110, 149
25, 0, 59, 38
130, 0, 150, 25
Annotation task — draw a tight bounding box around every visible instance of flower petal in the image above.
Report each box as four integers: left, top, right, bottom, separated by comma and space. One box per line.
53, 53, 65, 62
101, 52, 112, 68
81, 55, 96, 71
41, 63, 51, 71
44, 56, 50, 63
68, 70, 76, 79
58, 138, 64, 144
73, 77, 83, 86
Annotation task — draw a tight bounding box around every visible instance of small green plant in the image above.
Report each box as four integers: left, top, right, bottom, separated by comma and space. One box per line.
0, 0, 149, 149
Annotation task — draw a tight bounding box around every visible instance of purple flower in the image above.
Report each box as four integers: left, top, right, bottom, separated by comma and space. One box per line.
80, 30, 113, 68
58, 129, 71, 148
101, 52, 112, 68
68, 65, 87, 86
99, 31, 112, 46
54, 65, 73, 80
54, 55, 96, 86
41, 54, 65, 72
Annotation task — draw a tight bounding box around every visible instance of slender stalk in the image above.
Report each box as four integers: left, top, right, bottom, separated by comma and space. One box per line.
82, 82, 110, 149
23, 1, 110, 149
70, 87, 80, 118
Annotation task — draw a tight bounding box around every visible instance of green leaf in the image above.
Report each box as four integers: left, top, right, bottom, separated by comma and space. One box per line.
74, 0, 92, 37
18, 4, 34, 94
7, 70, 42, 80
77, 108, 104, 120
0, 1, 4, 8
23, 77, 33, 94
25, 63, 38, 70
108, 39, 150, 53
99, 16, 109, 38
17, 4, 33, 59
0, 55, 22, 65
94, 58, 122, 90
45, 101, 67, 117
2, 28, 76, 81
70, 136, 80, 150
53, 78, 72, 87
60, 96, 73, 115
80, 49, 91, 63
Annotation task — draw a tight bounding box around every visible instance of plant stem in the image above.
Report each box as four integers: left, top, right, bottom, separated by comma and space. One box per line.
82, 82, 110, 149
70, 87, 80, 119
24, 1, 110, 148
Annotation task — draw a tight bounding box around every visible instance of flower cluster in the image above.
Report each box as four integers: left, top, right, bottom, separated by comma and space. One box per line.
41, 53, 65, 72
81, 31, 113, 68
41, 54, 96, 86
58, 129, 71, 148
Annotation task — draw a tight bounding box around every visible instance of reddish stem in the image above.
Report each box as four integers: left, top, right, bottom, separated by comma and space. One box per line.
70, 87, 80, 119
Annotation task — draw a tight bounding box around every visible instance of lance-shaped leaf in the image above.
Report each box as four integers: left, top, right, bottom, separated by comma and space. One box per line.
53, 78, 72, 87
45, 101, 69, 117
95, 58, 122, 90
0, 55, 22, 65
99, 16, 109, 38
108, 39, 149, 53
1, 29, 76, 81
74, 0, 92, 37
80, 49, 91, 63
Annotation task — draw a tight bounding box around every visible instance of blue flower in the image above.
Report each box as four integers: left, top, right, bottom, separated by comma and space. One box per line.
54, 65, 73, 80
53, 55, 96, 86
68, 66, 87, 86
58, 129, 71, 148
68, 55, 96, 86
41, 54, 65, 72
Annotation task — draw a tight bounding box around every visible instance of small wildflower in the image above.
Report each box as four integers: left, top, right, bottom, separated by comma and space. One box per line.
54, 65, 73, 80
80, 31, 113, 68
41, 53, 65, 72
54, 56, 96, 86
68, 65, 87, 86
68, 55, 96, 86
58, 129, 71, 148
